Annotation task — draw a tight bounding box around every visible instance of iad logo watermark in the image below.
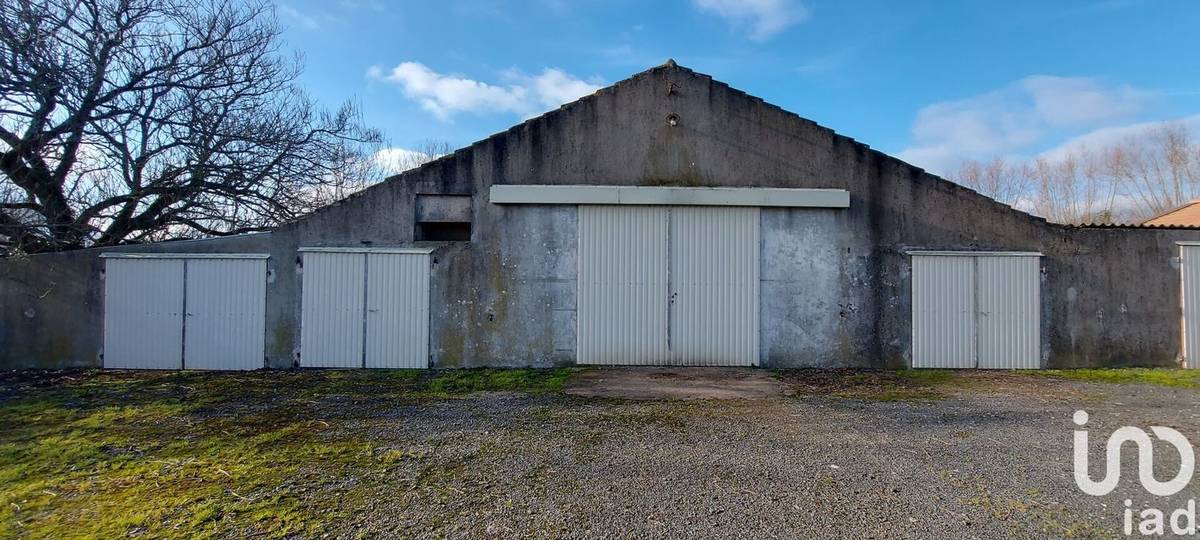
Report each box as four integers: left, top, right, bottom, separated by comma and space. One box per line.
1073, 410, 1197, 536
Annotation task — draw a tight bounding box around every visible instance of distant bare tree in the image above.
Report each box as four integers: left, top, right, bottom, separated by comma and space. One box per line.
949, 122, 1200, 224
0, 0, 382, 254
951, 157, 1027, 205
1026, 149, 1118, 224
1105, 124, 1200, 219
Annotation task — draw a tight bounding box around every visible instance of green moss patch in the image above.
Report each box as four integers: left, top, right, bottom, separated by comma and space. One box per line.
425, 368, 576, 395
1030, 368, 1200, 388
0, 367, 579, 538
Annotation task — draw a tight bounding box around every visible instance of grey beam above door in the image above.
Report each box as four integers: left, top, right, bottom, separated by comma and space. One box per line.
489, 185, 850, 208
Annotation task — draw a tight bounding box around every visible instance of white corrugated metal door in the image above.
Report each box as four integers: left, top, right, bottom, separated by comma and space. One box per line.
577, 206, 671, 365
300, 252, 367, 368
365, 253, 431, 368
976, 256, 1040, 369
103, 258, 185, 369
911, 256, 975, 369
911, 253, 1041, 369
300, 249, 431, 368
577, 205, 759, 366
1182, 244, 1200, 369
669, 206, 760, 366
183, 259, 267, 370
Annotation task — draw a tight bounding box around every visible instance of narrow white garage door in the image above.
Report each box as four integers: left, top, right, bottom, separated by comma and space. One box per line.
669, 206, 760, 366
103, 255, 267, 370
300, 249, 431, 368
577, 206, 670, 365
911, 255, 975, 369
365, 253, 431, 369
300, 252, 366, 368
1181, 244, 1200, 369
184, 259, 267, 370
103, 258, 185, 369
976, 256, 1040, 369
577, 206, 760, 366
911, 252, 1041, 369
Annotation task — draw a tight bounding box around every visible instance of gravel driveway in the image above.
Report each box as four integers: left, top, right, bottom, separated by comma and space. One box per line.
317, 370, 1199, 539
3, 368, 1198, 538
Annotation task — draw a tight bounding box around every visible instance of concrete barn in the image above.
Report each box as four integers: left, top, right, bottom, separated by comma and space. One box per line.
3, 61, 1200, 371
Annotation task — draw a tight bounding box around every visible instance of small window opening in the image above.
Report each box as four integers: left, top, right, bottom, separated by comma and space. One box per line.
414, 194, 472, 242
416, 222, 471, 241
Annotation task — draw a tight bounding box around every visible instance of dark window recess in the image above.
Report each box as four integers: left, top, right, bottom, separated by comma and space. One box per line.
414, 194, 472, 241
416, 221, 472, 241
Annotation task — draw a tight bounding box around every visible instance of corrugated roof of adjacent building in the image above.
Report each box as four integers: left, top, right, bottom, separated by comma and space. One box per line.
1072, 222, 1200, 230
1142, 199, 1200, 227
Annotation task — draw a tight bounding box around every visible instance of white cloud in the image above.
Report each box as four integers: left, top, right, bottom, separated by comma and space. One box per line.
530, 69, 602, 109
1038, 114, 1200, 161
278, 5, 320, 30
368, 63, 603, 121
372, 144, 457, 175
897, 76, 1149, 175
1019, 76, 1145, 126
372, 147, 427, 175
693, 0, 808, 41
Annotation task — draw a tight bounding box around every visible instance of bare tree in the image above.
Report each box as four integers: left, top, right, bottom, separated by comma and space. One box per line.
0, 0, 382, 254
949, 122, 1199, 224
951, 157, 1027, 205
1106, 124, 1200, 219
1026, 149, 1118, 224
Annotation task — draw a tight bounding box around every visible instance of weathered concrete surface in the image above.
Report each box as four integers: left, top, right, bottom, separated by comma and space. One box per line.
759, 208, 858, 367
3, 62, 1199, 369
428, 204, 577, 368
564, 367, 789, 400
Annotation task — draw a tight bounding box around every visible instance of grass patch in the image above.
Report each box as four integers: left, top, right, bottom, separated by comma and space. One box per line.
777, 369, 965, 402
1031, 368, 1200, 388
894, 369, 955, 385
0, 367, 579, 538
425, 368, 576, 395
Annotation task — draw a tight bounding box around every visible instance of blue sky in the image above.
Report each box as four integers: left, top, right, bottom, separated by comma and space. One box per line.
276, 0, 1200, 175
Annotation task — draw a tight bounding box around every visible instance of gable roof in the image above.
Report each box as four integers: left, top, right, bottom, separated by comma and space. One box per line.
354, 60, 1045, 220
306, 60, 1200, 232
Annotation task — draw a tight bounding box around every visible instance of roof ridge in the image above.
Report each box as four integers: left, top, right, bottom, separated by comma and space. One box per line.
392, 59, 684, 180
298, 60, 1053, 232
663, 64, 1055, 230
280, 61, 683, 224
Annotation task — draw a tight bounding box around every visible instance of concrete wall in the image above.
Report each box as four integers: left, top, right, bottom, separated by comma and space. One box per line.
759, 208, 856, 367
3, 62, 1197, 370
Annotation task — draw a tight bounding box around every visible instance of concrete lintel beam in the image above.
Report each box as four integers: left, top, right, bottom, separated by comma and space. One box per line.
489, 185, 850, 208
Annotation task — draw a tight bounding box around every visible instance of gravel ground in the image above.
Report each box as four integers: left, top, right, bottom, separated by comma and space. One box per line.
4, 369, 1198, 538
300, 371, 1200, 539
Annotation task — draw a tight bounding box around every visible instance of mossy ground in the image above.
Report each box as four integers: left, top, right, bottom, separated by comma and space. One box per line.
777, 367, 1199, 402
0, 368, 574, 539
1, 365, 1191, 537
1029, 367, 1200, 388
